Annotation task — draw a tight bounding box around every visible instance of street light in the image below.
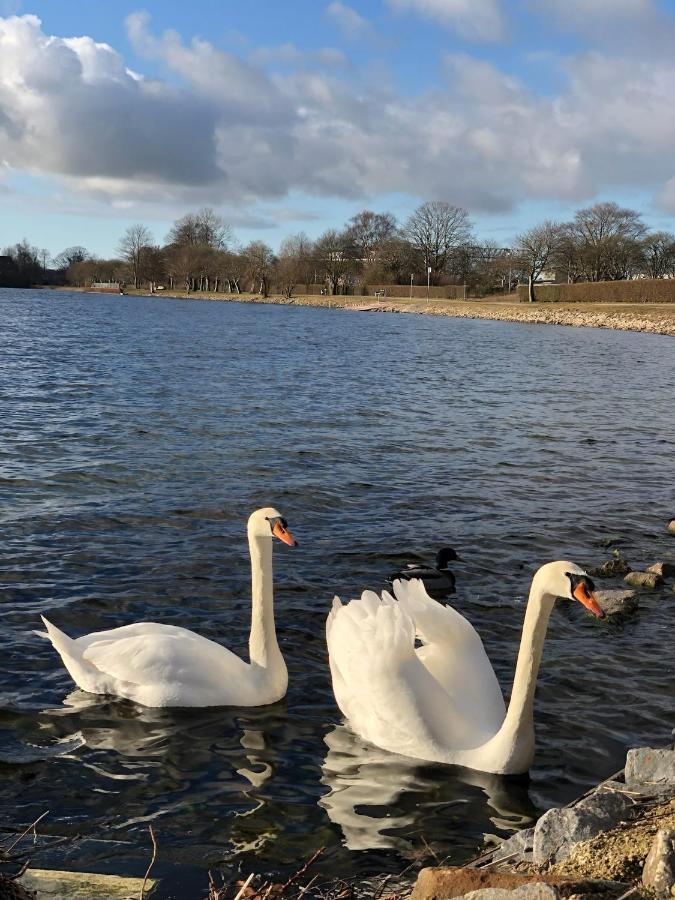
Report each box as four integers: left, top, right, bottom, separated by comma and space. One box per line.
427, 266, 431, 299
410, 273, 413, 299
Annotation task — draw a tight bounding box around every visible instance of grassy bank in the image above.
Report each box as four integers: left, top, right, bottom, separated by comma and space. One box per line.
121, 288, 675, 336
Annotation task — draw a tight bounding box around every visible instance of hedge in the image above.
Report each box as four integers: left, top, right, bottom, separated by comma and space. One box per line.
516, 279, 675, 303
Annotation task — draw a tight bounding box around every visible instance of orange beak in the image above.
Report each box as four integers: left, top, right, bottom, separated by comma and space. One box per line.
272, 521, 298, 547
573, 582, 605, 618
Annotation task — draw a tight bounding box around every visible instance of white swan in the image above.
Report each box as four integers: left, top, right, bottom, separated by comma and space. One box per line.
326, 561, 604, 775
39, 507, 297, 708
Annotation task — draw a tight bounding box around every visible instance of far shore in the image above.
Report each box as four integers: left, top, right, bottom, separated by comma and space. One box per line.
50, 286, 675, 336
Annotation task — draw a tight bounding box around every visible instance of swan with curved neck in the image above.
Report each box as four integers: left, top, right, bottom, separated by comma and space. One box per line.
39, 507, 297, 708
327, 560, 603, 775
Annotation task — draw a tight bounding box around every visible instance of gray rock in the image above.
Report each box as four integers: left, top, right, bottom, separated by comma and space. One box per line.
642, 828, 675, 896
625, 748, 675, 786
532, 789, 634, 865
589, 552, 631, 578
624, 570, 663, 589
595, 589, 638, 618
493, 828, 535, 864
647, 562, 675, 579
461, 887, 559, 900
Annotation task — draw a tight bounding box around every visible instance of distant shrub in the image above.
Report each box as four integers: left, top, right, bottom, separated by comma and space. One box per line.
516, 279, 675, 303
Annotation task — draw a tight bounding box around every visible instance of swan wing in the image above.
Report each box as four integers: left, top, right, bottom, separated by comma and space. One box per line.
80, 623, 253, 707
392, 578, 505, 738
327, 591, 493, 759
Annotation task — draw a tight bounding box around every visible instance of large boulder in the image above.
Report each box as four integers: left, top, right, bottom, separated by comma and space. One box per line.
625, 748, 675, 786
532, 790, 634, 865
624, 571, 663, 589
642, 829, 675, 896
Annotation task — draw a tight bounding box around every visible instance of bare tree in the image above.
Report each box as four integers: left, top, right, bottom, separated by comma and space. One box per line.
167, 208, 231, 251
54, 246, 89, 271
515, 221, 562, 302
345, 210, 397, 261
117, 224, 153, 288
404, 201, 472, 284
243, 241, 275, 297
313, 229, 356, 295
277, 233, 313, 299
639, 231, 675, 279
140, 246, 166, 293
569, 202, 646, 281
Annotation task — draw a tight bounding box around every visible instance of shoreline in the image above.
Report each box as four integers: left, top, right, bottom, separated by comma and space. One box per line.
120, 289, 675, 336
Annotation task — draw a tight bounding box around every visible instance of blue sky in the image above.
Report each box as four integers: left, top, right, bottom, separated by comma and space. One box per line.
3, 0, 675, 258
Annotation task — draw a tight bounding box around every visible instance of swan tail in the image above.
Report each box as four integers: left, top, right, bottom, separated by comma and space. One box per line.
40, 616, 101, 693
326, 596, 343, 640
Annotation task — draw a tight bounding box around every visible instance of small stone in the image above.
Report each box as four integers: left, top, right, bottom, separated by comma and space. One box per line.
642, 829, 675, 896
18, 869, 158, 899
493, 828, 535, 864
625, 748, 675, 786
532, 790, 634, 864
595, 589, 638, 618
647, 562, 675, 579
624, 571, 664, 589
461, 886, 559, 900
589, 552, 631, 578
667, 520, 675, 535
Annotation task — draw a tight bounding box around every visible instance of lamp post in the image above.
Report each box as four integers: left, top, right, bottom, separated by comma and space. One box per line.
427, 266, 431, 299
410, 273, 413, 299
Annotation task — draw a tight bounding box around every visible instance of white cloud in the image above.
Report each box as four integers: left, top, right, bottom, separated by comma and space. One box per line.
250, 42, 347, 68
325, 2, 370, 38
386, 0, 506, 42
528, 0, 675, 54
3, 12, 675, 219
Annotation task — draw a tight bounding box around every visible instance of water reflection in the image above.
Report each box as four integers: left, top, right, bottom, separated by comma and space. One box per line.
320, 725, 537, 852
41, 690, 275, 789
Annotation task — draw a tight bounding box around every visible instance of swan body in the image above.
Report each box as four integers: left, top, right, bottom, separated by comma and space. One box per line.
387, 547, 458, 598
327, 561, 603, 775
39, 507, 297, 708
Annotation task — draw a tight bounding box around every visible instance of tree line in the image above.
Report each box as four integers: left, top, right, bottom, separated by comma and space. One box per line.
3, 200, 675, 298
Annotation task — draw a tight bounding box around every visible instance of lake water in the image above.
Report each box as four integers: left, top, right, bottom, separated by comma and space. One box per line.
0, 288, 673, 897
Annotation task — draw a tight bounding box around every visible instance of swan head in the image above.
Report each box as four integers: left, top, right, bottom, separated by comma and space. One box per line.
537, 560, 604, 618
248, 507, 298, 547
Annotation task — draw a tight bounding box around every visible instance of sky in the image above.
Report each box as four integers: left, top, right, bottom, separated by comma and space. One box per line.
3, 0, 675, 258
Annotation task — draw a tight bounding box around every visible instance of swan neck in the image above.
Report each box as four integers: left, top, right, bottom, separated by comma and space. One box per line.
495, 577, 554, 766
248, 531, 280, 669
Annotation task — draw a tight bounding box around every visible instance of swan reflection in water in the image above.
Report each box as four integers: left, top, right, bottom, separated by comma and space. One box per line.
319, 724, 537, 853
37, 690, 282, 855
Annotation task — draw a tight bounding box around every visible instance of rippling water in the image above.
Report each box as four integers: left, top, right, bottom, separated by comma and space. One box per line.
0, 288, 673, 896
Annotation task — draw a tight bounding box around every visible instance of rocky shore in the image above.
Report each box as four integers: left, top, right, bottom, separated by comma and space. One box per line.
122, 289, 675, 336
412, 746, 675, 900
